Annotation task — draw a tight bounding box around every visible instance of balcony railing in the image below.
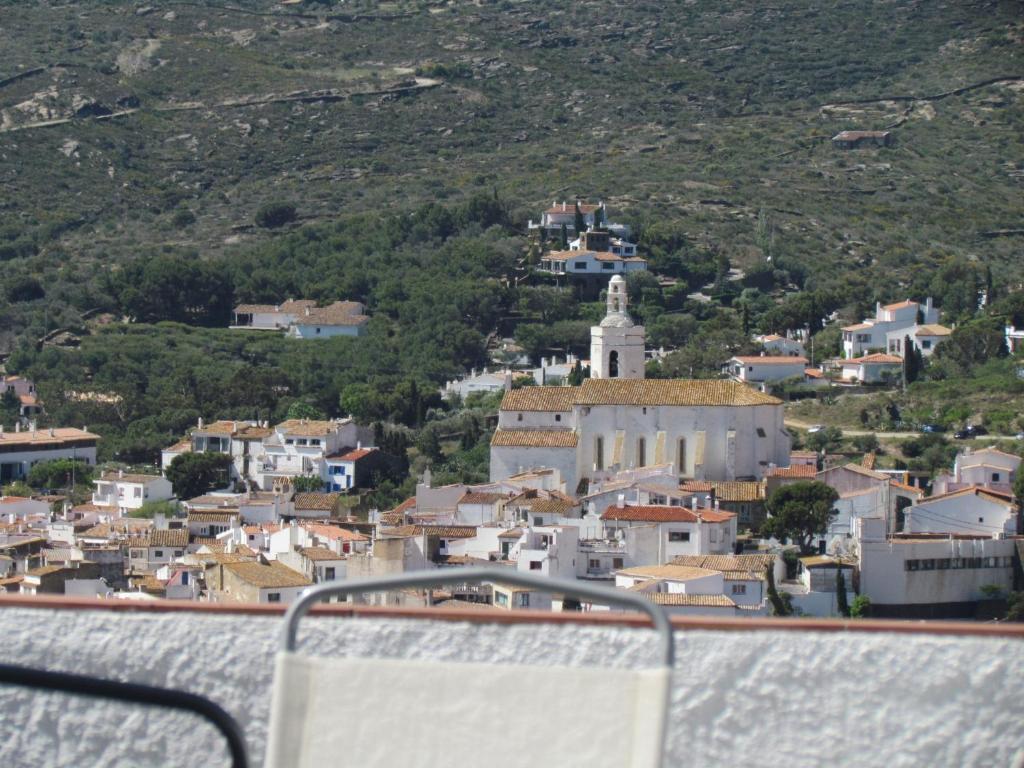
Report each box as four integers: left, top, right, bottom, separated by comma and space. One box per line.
0, 595, 1020, 766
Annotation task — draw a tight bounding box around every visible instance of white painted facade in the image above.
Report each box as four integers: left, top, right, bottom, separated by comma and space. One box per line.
539, 249, 648, 277
841, 298, 938, 359
515, 525, 579, 580
904, 489, 1018, 536
491, 380, 791, 492
728, 356, 808, 384
754, 334, 806, 357
0, 427, 98, 484
92, 472, 174, 514
856, 517, 1016, 611
838, 354, 903, 383
932, 447, 1020, 496
884, 324, 951, 358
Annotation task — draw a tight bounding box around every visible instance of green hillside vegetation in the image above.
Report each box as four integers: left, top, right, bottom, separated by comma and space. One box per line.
0, 1, 1022, 498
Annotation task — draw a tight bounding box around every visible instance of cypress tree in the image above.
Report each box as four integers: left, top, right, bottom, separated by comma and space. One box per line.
574, 201, 586, 234
559, 223, 568, 249
836, 567, 851, 617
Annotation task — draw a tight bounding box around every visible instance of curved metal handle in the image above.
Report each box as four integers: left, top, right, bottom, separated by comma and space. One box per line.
281, 566, 674, 666
0, 663, 248, 768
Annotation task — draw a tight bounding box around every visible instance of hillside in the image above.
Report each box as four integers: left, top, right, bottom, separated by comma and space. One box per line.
1, 1, 1021, 347
2, 0, 1024, 479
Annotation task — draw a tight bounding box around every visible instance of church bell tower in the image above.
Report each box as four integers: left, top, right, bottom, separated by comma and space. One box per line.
590, 275, 646, 379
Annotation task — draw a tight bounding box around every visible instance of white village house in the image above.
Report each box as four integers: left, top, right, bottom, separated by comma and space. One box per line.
0, 425, 99, 485
92, 471, 174, 515
841, 298, 940, 359
232, 299, 369, 339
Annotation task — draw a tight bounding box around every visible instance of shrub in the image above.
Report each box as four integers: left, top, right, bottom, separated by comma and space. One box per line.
255, 202, 297, 229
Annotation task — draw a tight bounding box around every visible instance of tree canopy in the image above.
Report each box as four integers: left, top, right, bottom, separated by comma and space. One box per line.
165, 452, 231, 499
763, 480, 839, 554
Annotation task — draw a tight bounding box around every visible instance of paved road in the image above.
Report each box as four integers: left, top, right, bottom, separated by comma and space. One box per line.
783, 418, 1022, 441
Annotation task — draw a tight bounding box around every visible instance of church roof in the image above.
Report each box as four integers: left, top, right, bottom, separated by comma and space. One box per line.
499, 380, 780, 411
575, 379, 782, 407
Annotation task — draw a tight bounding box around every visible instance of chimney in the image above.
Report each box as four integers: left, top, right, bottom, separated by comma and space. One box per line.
118, 469, 124, 479
198, 417, 204, 430
15, 423, 20, 433
357, 440, 362, 450
691, 496, 698, 511
616, 494, 625, 509
503, 370, 513, 392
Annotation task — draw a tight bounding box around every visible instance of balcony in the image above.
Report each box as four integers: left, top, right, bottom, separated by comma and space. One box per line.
0, 595, 1020, 766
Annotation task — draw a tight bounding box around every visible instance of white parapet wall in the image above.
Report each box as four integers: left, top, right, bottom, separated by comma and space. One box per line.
0, 598, 1021, 767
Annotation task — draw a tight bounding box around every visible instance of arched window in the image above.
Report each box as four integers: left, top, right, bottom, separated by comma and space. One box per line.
608, 350, 619, 378
637, 437, 646, 468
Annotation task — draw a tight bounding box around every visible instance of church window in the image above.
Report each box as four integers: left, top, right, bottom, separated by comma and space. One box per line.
595, 437, 605, 471
637, 438, 646, 468
608, 351, 619, 378
677, 439, 687, 475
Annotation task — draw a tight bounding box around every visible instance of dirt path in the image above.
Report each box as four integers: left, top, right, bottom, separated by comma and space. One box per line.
0, 78, 442, 133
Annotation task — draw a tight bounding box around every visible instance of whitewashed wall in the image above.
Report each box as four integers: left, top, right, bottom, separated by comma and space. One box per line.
0, 606, 1021, 767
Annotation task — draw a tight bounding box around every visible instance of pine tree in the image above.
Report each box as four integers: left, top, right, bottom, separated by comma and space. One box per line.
836, 567, 851, 617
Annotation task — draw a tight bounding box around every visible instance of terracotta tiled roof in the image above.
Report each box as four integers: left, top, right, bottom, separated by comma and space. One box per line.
234, 299, 316, 315
458, 492, 509, 506
0, 427, 99, 448
499, 387, 577, 412
491, 429, 579, 448
679, 481, 714, 492
149, 529, 189, 548
98, 471, 164, 484
498, 528, 524, 539
383, 525, 478, 539
293, 301, 369, 327
576, 379, 781, 407
616, 564, 721, 581
915, 324, 951, 336
642, 592, 736, 608
529, 498, 577, 515
882, 299, 917, 310
670, 553, 777, 573
187, 511, 240, 523
708, 481, 765, 503
300, 546, 345, 562
275, 419, 345, 436
222, 560, 312, 589
293, 492, 341, 511
302, 523, 368, 542
327, 447, 376, 462
544, 202, 601, 215
601, 505, 735, 523
766, 465, 817, 478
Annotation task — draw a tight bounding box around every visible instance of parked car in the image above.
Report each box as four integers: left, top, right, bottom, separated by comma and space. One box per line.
806, 424, 824, 434
954, 430, 971, 440
954, 425, 987, 439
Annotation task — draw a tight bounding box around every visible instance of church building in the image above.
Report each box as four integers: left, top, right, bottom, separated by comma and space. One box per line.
490, 277, 791, 492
